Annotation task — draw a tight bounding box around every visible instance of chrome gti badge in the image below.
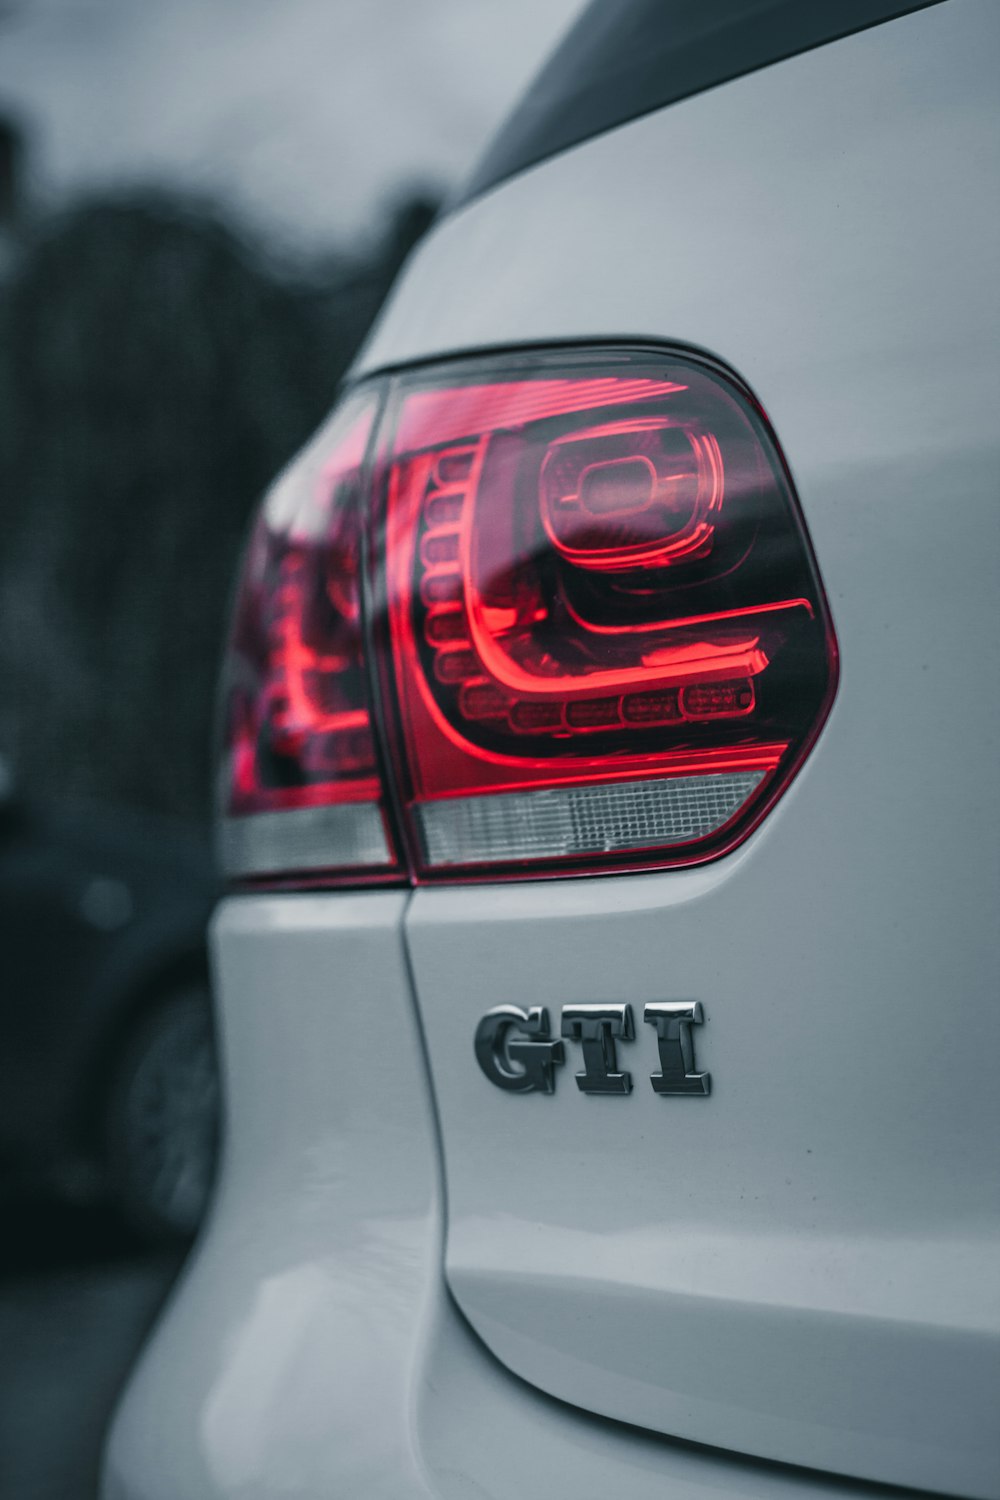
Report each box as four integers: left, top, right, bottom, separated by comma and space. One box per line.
474, 1002, 710, 1096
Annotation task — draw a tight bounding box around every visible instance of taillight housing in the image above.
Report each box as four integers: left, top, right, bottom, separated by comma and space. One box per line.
219, 346, 837, 885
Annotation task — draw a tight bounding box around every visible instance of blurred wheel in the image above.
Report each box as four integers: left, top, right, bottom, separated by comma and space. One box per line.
104, 985, 219, 1243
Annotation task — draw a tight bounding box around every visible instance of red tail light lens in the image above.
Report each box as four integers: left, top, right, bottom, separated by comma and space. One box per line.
219, 347, 837, 885
218, 391, 399, 882
376, 350, 836, 877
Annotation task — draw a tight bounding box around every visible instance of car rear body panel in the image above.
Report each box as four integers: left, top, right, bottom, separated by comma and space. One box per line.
106, 895, 957, 1500
106, 892, 440, 1499
366, 2, 1000, 1492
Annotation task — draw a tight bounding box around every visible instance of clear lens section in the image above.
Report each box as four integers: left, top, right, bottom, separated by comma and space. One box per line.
220, 802, 390, 878
377, 349, 835, 877
219, 390, 397, 883
417, 771, 766, 868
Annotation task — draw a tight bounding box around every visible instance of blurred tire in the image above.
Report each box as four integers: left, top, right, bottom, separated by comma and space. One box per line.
104, 985, 219, 1244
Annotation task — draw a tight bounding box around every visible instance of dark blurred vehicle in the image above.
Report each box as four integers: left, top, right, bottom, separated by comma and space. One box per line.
0, 757, 219, 1243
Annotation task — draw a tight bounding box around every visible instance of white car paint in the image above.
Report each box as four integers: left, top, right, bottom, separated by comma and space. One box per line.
105, 2, 1000, 1495
106, 898, 961, 1500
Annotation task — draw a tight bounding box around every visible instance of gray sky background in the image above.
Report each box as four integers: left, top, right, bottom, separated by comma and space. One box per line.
0, 0, 584, 253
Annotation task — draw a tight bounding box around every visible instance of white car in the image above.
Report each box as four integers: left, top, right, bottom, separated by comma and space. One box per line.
104, 2, 1000, 1496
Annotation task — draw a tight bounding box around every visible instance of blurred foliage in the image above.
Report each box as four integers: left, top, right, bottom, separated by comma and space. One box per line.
0, 190, 437, 825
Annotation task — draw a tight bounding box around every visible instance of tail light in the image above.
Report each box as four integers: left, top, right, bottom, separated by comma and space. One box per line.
219, 347, 837, 884
218, 391, 399, 881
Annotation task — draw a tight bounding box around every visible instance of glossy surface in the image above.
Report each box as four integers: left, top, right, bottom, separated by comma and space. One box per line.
474, 1004, 564, 1093
460, 0, 941, 202
560, 1003, 634, 1094
105, 893, 438, 1497
644, 1000, 710, 1096
103, 897, 896, 1500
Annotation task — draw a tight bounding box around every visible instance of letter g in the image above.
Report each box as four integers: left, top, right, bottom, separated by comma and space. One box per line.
474, 1006, 564, 1093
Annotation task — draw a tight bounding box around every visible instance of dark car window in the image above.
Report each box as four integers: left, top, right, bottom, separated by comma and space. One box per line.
459, 0, 944, 204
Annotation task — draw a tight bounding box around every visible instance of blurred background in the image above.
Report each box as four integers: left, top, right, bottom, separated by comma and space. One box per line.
0, 2, 582, 1494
